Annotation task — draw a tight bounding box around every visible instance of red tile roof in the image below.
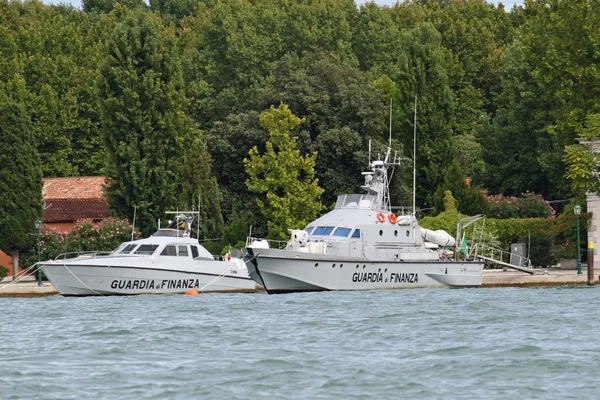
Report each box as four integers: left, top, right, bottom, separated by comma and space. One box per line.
43, 176, 106, 199
43, 198, 111, 223
42, 176, 111, 222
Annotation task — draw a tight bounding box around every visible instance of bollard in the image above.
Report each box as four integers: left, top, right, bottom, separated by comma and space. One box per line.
588, 241, 595, 286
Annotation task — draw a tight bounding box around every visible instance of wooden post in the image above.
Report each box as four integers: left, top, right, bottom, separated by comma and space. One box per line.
588, 241, 595, 285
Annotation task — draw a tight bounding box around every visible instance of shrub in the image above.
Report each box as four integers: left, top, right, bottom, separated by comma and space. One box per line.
63, 218, 140, 254
486, 192, 554, 219
0, 265, 8, 282
420, 191, 587, 267
20, 226, 67, 269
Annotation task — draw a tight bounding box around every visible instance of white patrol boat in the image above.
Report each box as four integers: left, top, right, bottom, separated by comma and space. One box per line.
40, 214, 255, 296
242, 146, 485, 294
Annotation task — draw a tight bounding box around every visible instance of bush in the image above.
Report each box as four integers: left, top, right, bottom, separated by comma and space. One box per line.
0, 265, 8, 282
62, 218, 140, 253
486, 192, 554, 219
19, 226, 67, 269
420, 191, 586, 267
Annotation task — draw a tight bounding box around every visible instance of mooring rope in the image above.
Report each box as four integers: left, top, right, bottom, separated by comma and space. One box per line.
0, 262, 42, 290
61, 263, 105, 296
198, 263, 236, 292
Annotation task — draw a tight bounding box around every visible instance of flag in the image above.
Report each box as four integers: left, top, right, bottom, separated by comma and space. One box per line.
460, 233, 467, 257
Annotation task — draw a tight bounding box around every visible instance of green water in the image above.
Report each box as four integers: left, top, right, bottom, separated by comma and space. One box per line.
1, 286, 599, 399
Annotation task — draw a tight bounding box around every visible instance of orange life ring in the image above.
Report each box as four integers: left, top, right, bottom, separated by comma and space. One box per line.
377, 212, 386, 223
388, 213, 397, 224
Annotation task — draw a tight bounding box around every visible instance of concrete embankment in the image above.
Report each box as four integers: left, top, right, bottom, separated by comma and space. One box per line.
0, 269, 596, 297
482, 268, 597, 288
0, 278, 59, 297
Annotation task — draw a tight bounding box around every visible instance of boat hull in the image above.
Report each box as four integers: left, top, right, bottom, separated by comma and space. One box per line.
243, 247, 483, 294
41, 260, 255, 296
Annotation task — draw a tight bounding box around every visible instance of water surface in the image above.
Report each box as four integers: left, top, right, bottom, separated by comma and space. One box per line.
1, 286, 599, 399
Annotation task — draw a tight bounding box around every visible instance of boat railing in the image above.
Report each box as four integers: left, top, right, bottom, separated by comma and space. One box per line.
245, 237, 289, 250
53, 251, 113, 260
470, 243, 533, 269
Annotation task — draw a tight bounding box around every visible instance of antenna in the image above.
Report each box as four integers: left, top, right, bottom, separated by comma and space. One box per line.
389, 98, 392, 148
368, 139, 371, 167
413, 93, 417, 216
131, 206, 137, 241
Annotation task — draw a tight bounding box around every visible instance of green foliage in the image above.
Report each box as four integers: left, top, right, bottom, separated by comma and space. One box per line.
258, 52, 390, 205
421, 190, 580, 267
180, 133, 223, 240
221, 209, 255, 250
433, 159, 488, 216
21, 218, 140, 267
19, 225, 67, 268
0, 101, 43, 262
486, 192, 554, 219
98, 8, 190, 236
2, 0, 599, 246
0, 265, 7, 282
62, 218, 140, 253
378, 22, 454, 207
244, 104, 325, 240
564, 113, 600, 194
84, 0, 147, 14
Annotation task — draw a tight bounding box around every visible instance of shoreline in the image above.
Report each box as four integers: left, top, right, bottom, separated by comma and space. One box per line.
1, 268, 596, 297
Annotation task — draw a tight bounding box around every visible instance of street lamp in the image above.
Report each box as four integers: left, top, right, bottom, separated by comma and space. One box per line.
34, 218, 43, 286
574, 204, 582, 275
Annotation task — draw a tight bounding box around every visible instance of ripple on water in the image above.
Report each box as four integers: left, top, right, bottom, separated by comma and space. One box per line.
3, 286, 600, 399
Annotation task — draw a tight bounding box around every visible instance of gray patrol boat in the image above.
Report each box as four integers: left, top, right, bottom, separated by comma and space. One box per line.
242, 146, 484, 294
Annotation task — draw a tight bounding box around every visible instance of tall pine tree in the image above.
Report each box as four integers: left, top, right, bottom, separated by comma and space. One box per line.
0, 102, 43, 277
98, 9, 189, 236
180, 133, 223, 240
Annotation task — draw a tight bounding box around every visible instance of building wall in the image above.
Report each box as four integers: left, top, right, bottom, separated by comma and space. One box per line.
50, 222, 76, 232
0, 251, 12, 277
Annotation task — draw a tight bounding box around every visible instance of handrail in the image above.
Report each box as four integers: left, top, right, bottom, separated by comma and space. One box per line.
471, 243, 533, 269
245, 237, 289, 250
53, 251, 114, 260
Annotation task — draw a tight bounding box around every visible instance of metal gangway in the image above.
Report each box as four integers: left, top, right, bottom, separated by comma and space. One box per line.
470, 243, 535, 275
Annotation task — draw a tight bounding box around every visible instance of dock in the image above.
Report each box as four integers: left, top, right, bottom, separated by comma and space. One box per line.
0, 269, 597, 297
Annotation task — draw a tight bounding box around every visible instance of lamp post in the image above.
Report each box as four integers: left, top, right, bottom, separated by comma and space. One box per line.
34, 218, 43, 286
574, 204, 582, 275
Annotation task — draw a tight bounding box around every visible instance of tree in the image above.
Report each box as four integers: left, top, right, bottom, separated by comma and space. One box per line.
433, 159, 487, 217
98, 9, 189, 236
0, 102, 43, 277
244, 104, 324, 240
258, 52, 390, 205
563, 113, 600, 194
84, 0, 146, 14
180, 133, 223, 240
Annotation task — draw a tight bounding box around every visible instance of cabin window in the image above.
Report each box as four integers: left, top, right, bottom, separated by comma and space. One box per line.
178, 245, 189, 257
333, 227, 351, 237
305, 226, 315, 235
191, 246, 199, 259
313, 226, 335, 235
161, 245, 177, 256
351, 229, 361, 238
135, 244, 159, 255
119, 244, 137, 254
